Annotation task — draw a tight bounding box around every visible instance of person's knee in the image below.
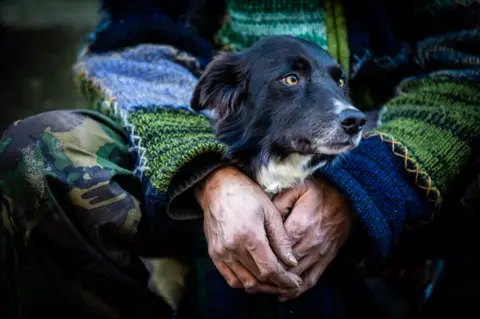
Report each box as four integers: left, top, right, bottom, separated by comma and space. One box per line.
0, 111, 88, 173
1, 110, 129, 174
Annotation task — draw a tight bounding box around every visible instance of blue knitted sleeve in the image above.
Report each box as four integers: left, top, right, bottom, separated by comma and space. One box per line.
74, 0, 232, 221
319, 135, 436, 264
322, 29, 480, 264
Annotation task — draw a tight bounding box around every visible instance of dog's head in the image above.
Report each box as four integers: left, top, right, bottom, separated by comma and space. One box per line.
191, 36, 366, 192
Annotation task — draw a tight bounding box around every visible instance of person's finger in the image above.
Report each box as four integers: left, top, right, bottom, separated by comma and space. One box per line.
304, 250, 335, 286
288, 251, 318, 277
213, 260, 243, 289
278, 288, 301, 303
263, 207, 298, 267
247, 236, 302, 289
245, 283, 288, 295
273, 187, 303, 220
235, 248, 270, 282
282, 200, 316, 248
229, 253, 288, 294
224, 258, 262, 290
290, 232, 316, 260
278, 253, 333, 302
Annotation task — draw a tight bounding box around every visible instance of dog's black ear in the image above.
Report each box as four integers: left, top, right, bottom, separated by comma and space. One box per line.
191, 52, 247, 118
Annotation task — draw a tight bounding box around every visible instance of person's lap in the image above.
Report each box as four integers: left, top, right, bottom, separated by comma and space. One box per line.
0, 109, 377, 318
178, 253, 377, 319
0, 110, 173, 318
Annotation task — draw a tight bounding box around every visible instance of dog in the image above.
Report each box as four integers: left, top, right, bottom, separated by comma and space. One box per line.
191, 35, 366, 195
143, 35, 367, 311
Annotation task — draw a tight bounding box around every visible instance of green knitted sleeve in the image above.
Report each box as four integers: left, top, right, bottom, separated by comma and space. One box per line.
74, 44, 228, 220
318, 30, 480, 262
368, 30, 480, 214
127, 107, 228, 220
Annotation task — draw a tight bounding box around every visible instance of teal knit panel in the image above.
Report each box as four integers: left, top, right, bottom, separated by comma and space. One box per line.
216, 0, 328, 52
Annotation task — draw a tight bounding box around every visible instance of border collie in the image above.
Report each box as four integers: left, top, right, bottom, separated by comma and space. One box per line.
191, 35, 366, 195
141, 36, 369, 311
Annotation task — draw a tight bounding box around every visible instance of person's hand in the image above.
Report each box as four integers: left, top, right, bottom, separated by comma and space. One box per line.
195, 166, 302, 294
273, 178, 351, 302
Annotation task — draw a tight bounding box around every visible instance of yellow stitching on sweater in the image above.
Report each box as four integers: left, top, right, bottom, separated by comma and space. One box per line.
365, 132, 441, 230
374, 132, 441, 204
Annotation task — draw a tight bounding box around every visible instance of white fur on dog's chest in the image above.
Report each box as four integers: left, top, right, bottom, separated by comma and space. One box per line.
256, 153, 325, 195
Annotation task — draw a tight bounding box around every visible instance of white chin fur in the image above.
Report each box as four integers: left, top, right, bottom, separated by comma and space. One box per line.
256, 153, 326, 195
316, 145, 352, 155
316, 134, 362, 155
256, 136, 362, 194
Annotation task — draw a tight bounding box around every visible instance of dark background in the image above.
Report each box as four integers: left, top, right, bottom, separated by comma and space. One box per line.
0, 0, 99, 132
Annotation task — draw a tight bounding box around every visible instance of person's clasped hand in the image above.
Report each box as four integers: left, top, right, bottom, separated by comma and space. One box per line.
195, 166, 302, 294
272, 178, 352, 302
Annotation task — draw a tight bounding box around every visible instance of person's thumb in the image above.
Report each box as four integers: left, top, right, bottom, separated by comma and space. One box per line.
273, 186, 304, 220
264, 207, 298, 267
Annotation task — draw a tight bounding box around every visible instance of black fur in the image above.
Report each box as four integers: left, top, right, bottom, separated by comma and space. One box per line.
191, 36, 364, 180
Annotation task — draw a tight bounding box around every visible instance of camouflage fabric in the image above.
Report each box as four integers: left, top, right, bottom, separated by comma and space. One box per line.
0, 110, 174, 318
0, 110, 376, 319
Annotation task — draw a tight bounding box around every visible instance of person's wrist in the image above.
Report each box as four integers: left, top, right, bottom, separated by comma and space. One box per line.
314, 177, 353, 238
194, 165, 243, 208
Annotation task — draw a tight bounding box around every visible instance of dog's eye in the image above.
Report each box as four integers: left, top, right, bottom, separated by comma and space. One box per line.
337, 78, 345, 88
281, 74, 299, 85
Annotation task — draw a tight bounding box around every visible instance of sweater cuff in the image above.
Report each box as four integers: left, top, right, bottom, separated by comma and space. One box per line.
318, 134, 437, 265
167, 153, 227, 220
125, 107, 228, 221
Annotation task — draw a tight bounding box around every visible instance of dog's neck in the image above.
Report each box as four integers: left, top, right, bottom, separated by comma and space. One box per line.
252, 153, 331, 196
201, 109, 331, 196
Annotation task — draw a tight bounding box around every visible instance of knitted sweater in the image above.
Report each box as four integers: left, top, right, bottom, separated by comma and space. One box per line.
75, 0, 480, 267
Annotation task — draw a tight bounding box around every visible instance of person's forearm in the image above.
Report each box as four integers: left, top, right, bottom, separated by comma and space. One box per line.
73, 1, 231, 220
320, 29, 480, 265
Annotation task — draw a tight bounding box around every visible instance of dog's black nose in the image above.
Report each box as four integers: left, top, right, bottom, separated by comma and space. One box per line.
339, 109, 367, 135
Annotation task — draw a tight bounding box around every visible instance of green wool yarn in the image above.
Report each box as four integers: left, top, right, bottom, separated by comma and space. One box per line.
215, 0, 349, 73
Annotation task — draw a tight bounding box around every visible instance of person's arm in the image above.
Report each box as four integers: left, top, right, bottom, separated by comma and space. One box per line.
319, 29, 480, 265
73, 2, 305, 298
74, 0, 230, 220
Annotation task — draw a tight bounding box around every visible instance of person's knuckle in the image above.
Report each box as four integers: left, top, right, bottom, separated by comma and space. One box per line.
259, 267, 275, 281
238, 228, 254, 241
314, 230, 326, 243
243, 280, 257, 289
289, 220, 306, 233
302, 216, 316, 229
213, 246, 226, 257
245, 238, 260, 252
223, 236, 238, 251
289, 231, 301, 243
